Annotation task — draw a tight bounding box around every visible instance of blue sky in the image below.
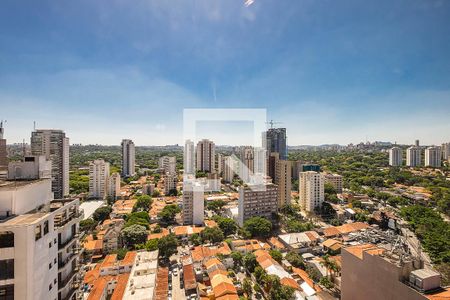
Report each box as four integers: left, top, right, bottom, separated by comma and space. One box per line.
1, 0, 450, 145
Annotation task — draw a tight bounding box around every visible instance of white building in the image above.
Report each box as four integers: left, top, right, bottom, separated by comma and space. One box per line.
158, 156, 176, 175
323, 173, 343, 194
223, 156, 237, 183
0, 161, 83, 300
196, 139, 215, 173
425, 146, 441, 168
122, 250, 159, 299
299, 171, 324, 212
182, 182, 204, 225
389, 147, 403, 167
406, 146, 421, 167
31, 129, 69, 198
89, 159, 110, 199
107, 172, 121, 200
184, 139, 195, 175
238, 182, 278, 227
121, 139, 136, 177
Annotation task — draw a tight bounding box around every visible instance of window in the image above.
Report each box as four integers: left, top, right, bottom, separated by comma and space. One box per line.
48, 284, 52, 291
35, 225, 42, 241
0, 232, 14, 248
0, 284, 14, 300
0, 260, 14, 280
49, 242, 52, 248
44, 221, 49, 235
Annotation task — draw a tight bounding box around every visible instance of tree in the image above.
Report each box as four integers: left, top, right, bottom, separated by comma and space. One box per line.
285, 251, 305, 269
319, 277, 333, 289
125, 212, 150, 228
142, 238, 159, 251
114, 248, 128, 260
253, 266, 267, 285
243, 253, 257, 272
80, 218, 96, 232
207, 200, 226, 213
231, 251, 243, 267
243, 278, 253, 298
158, 204, 181, 225
133, 195, 152, 212
217, 217, 237, 236
158, 234, 178, 259
201, 227, 225, 244
243, 217, 272, 238
121, 224, 148, 247
92, 206, 112, 222
152, 189, 161, 197
189, 233, 202, 246
269, 249, 283, 263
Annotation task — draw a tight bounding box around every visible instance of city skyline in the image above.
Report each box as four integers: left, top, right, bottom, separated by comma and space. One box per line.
1, 0, 450, 145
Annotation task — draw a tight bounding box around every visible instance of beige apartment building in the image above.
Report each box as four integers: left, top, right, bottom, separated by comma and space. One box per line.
299, 171, 324, 212
323, 173, 343, 194
238, 181, 278, 227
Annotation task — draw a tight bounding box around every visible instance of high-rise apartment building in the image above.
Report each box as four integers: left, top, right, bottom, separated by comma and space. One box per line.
406, 146, 421, 167
121, 139, 135, 177
158, 156, 176, 175
184, 139, 195, 175
389, 147, 403, 166
182, 182, 204, 225
163, 173, 178, 195
196, 139, 215, 172
107, 172, 121, 200
216, 153, 223, 175
323, 173, 343, 193
264, 128, 287, 160
0, 121, 6, 169
223, 156, 237, 183
442, 143, 450, 161
425, 146, 441, 168
238, 181, 278, 227
89, 159, 110, 199
270, 153, 291, 206
31, 129, 69, 199
0, 159, 83, 300
299, 171, 324, 212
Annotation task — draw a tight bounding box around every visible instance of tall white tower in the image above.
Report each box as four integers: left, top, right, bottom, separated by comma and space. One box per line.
389, 147, 403, 166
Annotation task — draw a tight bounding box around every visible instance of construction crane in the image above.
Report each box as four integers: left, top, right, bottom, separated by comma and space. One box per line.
266, 120, 282, 129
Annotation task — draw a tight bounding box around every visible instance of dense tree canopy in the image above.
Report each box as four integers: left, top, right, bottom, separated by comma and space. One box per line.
121, 224, 148, 247
243, 217, 272, 238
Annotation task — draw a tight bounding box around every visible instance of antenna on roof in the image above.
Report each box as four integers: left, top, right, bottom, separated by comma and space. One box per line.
33, 121, 36, 131
266, 120, 282, 129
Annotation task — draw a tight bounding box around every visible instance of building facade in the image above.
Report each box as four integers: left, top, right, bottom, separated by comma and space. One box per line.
264, 128, 287, 160
0, 161, 83, 300
238, 182, 278, 227
107, 172, 121, 200
31, 129, 69, 199
442, 143, 450, 161
323, 173, 343, 194
389, 147, 403, 167
196, 139, 215, 173
406, 146, 421, 167
158, 156, 176, 175
182, 182, 204, 225
89, 159, 110, 199
0, 121, 6, 169
299, 171, 324, 212
121, 139, 135, 177
272, 153, 291, 206
184, 139, 195, 175
163, 173, 178, 195
425, 146, 441, 168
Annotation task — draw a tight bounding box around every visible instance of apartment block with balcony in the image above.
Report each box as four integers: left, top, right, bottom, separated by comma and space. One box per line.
0, 159, 83, 300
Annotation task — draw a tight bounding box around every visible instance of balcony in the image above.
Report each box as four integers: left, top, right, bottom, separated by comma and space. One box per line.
58, 267, 79, 290
54, 209, 84, 228
58, 234, 78, 250
58, 253, 77, 269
